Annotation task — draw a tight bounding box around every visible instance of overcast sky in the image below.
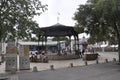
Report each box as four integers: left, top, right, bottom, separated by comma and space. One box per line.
34, 0, 87, 27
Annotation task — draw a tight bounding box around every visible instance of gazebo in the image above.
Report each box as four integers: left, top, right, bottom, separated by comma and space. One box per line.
39, 23, 80, 55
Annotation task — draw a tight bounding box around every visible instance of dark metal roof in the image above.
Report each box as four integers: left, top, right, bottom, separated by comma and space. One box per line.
40, 23, 79, 37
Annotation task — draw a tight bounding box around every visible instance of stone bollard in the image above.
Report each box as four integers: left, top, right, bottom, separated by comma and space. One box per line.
85, 60, 88, 66
33, 66, 38, 72
113, 58, 116, 62
70, 63, 73, 67
96, 59, 99, 64
11, 66, 16, 74
50, 65, 54, 70
105, 59, 108, 63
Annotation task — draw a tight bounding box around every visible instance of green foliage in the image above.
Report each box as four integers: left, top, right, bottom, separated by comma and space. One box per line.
74, 0, 120, 44
0, 0, 47, 42
74, 24, 84, 33
52, 37, 70, 46
52, 37, 69, 41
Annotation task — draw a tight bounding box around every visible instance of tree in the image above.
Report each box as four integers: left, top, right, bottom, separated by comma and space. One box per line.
74, 0, 120, 62
52, 37, 69, 41
0, 0, 47, 42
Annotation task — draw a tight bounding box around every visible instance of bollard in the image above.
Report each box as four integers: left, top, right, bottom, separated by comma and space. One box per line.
113, 58, 116, 62
11, 66, 16, 74
50, 65, 54, 70
70, 63, 73, 67
85, 60, 88, 66
33, 66, 38, 72
105, 59, 108, 63
96, 59, 99, 64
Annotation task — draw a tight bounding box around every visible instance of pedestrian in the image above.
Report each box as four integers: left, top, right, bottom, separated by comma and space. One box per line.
79, 45, 83, 58
82, 48, 85, 56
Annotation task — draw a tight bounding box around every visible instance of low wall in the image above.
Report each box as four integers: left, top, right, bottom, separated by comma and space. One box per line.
83, 53, 98, 60
48, 55, 80, 60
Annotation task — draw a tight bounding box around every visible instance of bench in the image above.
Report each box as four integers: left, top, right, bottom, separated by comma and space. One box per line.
83, 53, 98, 60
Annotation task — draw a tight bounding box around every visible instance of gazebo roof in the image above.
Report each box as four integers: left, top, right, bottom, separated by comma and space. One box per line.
40, 23, 79, 37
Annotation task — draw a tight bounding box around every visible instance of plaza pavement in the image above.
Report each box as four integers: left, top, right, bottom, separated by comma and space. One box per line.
15, 62, 120, 80
0, 52, 118, 74
0, 52, 120, 80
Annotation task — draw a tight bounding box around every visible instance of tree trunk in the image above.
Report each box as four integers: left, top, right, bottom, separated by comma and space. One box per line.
118, 36, 120, 62
113, 22, 120, 62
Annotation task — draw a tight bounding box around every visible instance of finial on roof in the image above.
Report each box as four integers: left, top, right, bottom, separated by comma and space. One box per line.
57, 12, 60, 24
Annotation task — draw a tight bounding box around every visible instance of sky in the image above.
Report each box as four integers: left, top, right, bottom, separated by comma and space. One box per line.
34, 0, 87, 27
34, 0, 89, 38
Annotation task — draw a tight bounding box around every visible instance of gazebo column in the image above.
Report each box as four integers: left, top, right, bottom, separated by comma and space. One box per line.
77, 35, 80, 51
45, 36, 47, 53
74, 36, 77, 51
38, 35, 41, 52
57, 37, 61, 56
41, 36, 44, 51
69, 36, 72, 54
74, 36, 79, 55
